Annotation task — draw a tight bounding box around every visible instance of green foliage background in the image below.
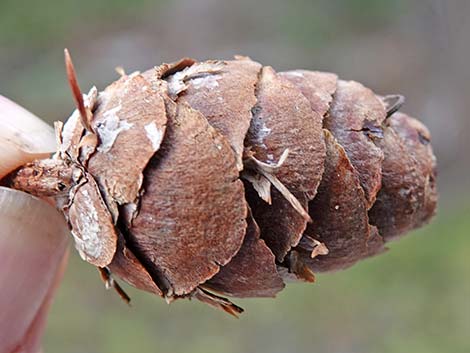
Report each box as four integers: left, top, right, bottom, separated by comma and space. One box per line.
1, 0, 468, 352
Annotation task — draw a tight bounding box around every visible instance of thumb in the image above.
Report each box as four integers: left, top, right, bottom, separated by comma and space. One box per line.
0, 95, 57, 177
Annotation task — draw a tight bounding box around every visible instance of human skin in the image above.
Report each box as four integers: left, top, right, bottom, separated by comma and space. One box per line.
0, 95, 69, 353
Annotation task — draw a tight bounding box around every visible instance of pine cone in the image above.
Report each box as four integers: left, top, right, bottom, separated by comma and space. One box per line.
8, 54, 437, 316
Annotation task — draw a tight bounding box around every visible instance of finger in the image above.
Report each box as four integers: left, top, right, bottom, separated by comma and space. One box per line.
14, 249, 69, 353
0, 95, 56, 178
0, 187, 70, 353
0, 96, 69, 352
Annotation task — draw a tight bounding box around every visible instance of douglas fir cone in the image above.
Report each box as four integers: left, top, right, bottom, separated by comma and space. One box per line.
4, 51, 437, 316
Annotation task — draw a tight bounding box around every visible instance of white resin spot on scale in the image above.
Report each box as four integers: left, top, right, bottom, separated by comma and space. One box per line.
288, 71, 304, 78
95, 104, 133, 153
191, 75, 220, 90
144, 122, 164, 151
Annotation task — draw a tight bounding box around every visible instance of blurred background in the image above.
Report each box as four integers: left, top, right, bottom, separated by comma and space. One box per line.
1, 0, 469, 352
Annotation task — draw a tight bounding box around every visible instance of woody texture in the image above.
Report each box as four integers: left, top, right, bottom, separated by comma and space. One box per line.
5, 52, 437, 316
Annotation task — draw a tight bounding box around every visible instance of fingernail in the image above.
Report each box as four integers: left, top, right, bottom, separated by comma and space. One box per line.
0, 95, 56, 178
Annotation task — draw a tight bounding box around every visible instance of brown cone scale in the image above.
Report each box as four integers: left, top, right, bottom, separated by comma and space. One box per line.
127, 98, 247, 296
86, 72, 168, 221
369, 112, 438, 240
244, 66, 326, 261
388, 113, 438, 228
175, 58, 261, 170
293, 130, 384, 273
5, 55, 437, 315
108, 231, 162, 296
368, 125, 421, 240
324, 80, 387, 208
205, 208, 284, 298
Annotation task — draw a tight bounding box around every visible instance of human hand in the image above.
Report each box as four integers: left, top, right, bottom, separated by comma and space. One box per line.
0, 95, 69, 353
